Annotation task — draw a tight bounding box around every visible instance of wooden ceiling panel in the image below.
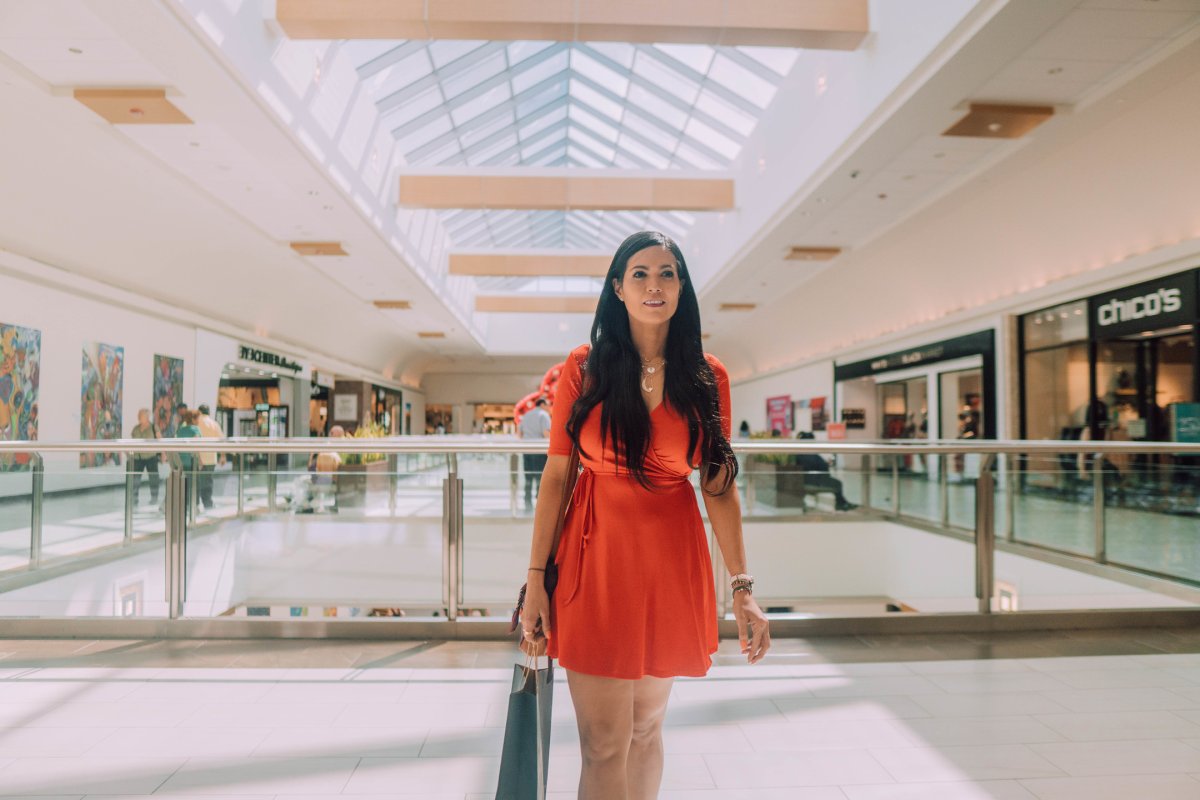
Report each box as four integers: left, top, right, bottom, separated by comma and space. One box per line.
276, 0, 869, 49
450, 253, 611, 277
476, 296, 598, 313
73, 88, 192, 124
400, 174, 734, 211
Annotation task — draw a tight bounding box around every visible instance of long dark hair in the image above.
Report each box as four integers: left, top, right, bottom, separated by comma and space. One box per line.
565, 231, 737, 495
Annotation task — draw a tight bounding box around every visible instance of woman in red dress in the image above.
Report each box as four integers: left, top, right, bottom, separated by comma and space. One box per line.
521, 230, 770, 799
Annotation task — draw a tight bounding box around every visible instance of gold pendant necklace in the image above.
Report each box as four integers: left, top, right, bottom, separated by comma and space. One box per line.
641, 358, 665, 393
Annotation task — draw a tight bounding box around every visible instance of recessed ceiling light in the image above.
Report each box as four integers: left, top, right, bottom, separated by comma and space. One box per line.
718, 303, 756, 311
307, 189, 319, 196
418, 331, 446, 338
1047, 67, 1064, 75
933, 152, 945, 159
68, 47, 83, 54
877, 193, 888, 200
944, 103, 1054, 139
188, 141, 200, 147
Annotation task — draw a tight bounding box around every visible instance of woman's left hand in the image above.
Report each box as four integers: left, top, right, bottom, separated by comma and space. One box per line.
733, 592, 770, 664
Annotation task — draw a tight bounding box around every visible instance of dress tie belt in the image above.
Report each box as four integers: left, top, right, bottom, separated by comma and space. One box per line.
557, 467, 689, 607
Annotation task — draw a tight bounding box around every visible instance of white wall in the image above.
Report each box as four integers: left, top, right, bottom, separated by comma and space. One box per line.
0, 267, 195, 495
729, 359, 835, 437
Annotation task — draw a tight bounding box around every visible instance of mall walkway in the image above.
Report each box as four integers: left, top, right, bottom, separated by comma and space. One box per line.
0, 630, 1198, 798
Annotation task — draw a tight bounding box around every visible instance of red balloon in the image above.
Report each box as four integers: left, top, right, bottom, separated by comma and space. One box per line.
513, 391, 541, 426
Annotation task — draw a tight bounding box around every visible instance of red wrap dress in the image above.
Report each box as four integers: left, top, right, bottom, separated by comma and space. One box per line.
546, 344, 732, 679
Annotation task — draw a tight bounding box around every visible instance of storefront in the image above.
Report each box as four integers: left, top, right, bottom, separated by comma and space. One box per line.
834, 331, 996, 475
216, 344, 308, 440
1019, 268, 1199, 497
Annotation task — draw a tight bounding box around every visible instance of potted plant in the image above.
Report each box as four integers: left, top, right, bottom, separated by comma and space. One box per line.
746, 431, 805, 509
336, 421, 391, 507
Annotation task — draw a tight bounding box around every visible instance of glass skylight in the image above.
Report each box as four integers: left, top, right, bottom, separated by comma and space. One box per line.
347, 38, 797, 254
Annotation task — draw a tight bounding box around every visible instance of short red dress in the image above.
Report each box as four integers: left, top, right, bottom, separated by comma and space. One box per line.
546, 343, 731, 679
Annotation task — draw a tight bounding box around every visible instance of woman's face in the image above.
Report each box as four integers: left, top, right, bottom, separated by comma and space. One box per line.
612, 245, 682, 327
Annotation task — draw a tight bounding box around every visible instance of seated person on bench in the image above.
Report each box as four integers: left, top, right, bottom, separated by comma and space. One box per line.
793, 431, 857, 511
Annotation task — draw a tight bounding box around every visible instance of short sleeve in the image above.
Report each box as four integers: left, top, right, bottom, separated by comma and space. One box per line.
705, 353, 732, 441
547, 344, 588, 456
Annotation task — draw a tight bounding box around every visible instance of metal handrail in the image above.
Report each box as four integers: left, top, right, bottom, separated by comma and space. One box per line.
2, 438, 1199, 456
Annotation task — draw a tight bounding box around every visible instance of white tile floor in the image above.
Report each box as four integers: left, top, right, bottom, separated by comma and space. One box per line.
0, 651, 1199, 797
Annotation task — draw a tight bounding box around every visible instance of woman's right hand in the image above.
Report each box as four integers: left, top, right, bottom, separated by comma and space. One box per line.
519, 580, 551, 655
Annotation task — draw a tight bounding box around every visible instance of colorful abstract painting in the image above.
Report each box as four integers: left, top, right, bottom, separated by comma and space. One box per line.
0, 322, 40, 472
80, 341, 124, 468
153, 354, 184, 437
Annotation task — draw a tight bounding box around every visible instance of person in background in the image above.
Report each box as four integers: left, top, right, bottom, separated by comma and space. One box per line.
794, 431, 857, 511
130, 408, 161, 506
517, 397, 552, 510
172, 410, 201, 515
315, 425, 344, 473
737, 420, 751, 439
195, 403, 223, 512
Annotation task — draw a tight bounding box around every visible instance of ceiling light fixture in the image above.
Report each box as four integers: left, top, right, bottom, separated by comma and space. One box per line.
68, 47, 83, 54
785, 246, 842, 261
718, 303, 756, 311
373, 300, 412, 310
290, 241, 347, 256
944, 103, 1054, 139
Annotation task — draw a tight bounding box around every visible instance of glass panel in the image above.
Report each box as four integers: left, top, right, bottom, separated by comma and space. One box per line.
736, 46, 799, 77
1012, 459, 1096, 556
1104, 457, 1200, 582
186, 454, 448, 619
942, 368, 984, 445
707, 54, 775, 108
428, 40, 487, 70
570, 49, 630, 97
1023, 300, 1088, 350
694, 88, 757, 137
1096, 339, 1140, 435
0, 463, 32, 574
0, 452, 168, 617
512, 48, 568, 94
1024, 342, 1090, 440
632, 51, 700, 104
683, 117, 739, 160
652, 44, 714, 75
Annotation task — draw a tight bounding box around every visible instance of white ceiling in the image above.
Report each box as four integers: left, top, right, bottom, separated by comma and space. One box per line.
0, 0, 1197, 387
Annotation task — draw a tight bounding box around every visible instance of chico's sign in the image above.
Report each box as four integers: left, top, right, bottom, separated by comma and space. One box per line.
1088, 271, 1196, 338
1096, 287, 1182, 327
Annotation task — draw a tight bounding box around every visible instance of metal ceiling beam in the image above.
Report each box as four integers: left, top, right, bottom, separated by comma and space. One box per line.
277, 1, 870, 50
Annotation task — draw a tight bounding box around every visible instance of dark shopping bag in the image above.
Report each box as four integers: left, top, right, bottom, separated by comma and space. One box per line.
495, 656, 554, 800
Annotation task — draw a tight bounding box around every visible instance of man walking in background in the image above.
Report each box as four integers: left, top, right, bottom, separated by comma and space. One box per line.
130, 408, 160, 505
517, 397, 551, 510
195, 403, 223, 512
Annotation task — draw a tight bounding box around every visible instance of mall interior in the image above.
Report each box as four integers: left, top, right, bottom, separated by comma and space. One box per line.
1, 0, 1200, 797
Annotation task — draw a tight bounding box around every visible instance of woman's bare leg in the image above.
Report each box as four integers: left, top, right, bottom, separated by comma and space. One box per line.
567, 669, 634, 800
627, 676, 674, 800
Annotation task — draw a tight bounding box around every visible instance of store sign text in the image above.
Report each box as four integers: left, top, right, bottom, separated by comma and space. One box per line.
239, 346, 302, 373
1096, 288, 1182, 328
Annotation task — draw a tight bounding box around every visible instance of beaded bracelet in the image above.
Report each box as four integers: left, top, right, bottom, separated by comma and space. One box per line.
732, 584, 753, 595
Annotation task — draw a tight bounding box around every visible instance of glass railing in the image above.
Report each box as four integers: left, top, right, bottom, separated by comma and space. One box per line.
0, 438, 1196, 627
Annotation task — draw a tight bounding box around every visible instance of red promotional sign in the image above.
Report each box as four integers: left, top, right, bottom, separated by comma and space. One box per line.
826, 422, 847, 441
766, 395, 792, 435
